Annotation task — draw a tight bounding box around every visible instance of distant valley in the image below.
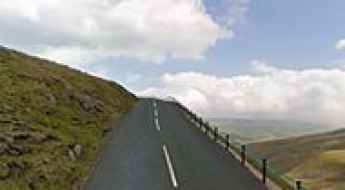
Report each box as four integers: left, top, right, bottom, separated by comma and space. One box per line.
249, 128, 345, 189
210, 117, 345, 189
209, 118, 336, 143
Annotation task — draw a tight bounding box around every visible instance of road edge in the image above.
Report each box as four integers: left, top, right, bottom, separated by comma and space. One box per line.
79, 102, 139, 190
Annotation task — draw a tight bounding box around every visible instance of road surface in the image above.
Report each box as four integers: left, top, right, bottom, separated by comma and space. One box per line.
85, 99, 268, 190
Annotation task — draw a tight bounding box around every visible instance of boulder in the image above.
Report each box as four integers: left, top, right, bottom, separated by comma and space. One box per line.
68, 144, 83, 161
74, 144, 83, 158
68, 149, 76, 161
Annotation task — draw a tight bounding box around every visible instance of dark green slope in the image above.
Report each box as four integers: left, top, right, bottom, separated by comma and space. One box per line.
0, 46, 137, 190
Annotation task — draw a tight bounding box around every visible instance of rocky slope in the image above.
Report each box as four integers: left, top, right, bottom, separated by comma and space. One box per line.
0, 46, 137, 190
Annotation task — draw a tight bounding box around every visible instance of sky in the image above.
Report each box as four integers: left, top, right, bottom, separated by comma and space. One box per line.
1, 0, 345, 126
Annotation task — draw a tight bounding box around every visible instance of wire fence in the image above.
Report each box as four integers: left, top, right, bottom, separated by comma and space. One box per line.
173, 101, 308, 190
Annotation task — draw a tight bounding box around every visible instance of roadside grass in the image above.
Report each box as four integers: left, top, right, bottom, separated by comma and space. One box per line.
288, 150, 345, 190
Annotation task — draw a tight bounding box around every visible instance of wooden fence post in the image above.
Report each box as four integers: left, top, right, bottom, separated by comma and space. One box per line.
241, 145, 247, 166
296, 180, 302, 190
214, 127, 218, 141
262, 159, 267, 184
225, 134, 230, 150
199, 118, 202, 128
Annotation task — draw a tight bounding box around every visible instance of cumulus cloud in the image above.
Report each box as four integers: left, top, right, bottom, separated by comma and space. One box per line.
139, 63, 345, 126
0, 0, 236, 64
336, 39, 345, 51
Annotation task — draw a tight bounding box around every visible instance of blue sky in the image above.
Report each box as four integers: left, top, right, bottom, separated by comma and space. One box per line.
85, 0, 345, 92
1, 0, 345, 124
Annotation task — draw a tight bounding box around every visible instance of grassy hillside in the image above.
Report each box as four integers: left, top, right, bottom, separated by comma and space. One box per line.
210, 118, 330, 143
249, 128, 345, 190
0, 46, 137, 190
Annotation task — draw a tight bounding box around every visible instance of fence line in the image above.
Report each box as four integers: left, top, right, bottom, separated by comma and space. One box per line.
173, 101, 307, 190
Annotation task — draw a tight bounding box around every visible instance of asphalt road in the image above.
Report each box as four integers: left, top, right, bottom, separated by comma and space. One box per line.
85, 99, 268, 190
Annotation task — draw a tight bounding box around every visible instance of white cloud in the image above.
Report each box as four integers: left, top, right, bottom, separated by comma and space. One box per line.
250, 59, 278, 74
0, 0, 235, 64
336, 39, 345, 51
139, 63, 345, 126
205, 0, 250, 27
36, 46, 104, 68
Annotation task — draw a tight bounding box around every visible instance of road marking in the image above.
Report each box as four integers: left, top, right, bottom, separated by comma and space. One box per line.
153, 105, 160, 131
155, 118, 161, 131
162, 145, 178, 188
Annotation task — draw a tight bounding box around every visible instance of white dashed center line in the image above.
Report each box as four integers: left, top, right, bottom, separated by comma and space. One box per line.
155, 118, 161, 131
153, 101, 160, 131
162, 144, 179, 188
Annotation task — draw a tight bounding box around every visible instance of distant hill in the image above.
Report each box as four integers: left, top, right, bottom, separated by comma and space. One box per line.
209, 118, 331, 143
249, 128, 345, 190
0, 46, 137, 190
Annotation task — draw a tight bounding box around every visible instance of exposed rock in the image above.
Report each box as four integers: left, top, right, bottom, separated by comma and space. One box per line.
25, 107, 32, 113
0, 163, 10, 180
74, 144, 83, 158
45, 134, 59, 141
28, 174, 48, 190
0, 104, 14, 113
43, 158, 51, 165
8, 161, 27, 177
46, 93, 57, 106
50, 76, 73, 91
30, 133, 56, 144
71, 93, 104, 113
0, 135, 14, 144
11, 120, 25, 126
7, 148, 21, 156
12, 132, 30, 141
79, 95, 94, 112
0, 143, 8, 155
17, 72, 37, 81
7, 144, 31, 156
103, 127, 112, 137
0, 115, 13, 123
68, 144, 83, 161
68, 149, 76, 161
1, 129, 58, 144
6, 124, 29, 134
